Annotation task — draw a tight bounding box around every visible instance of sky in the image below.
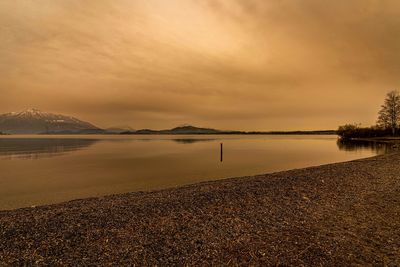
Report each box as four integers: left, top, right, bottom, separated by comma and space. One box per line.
1, 0, 399, 131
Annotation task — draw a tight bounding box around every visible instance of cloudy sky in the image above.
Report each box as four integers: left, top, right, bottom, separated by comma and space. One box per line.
1, 0, 399, 130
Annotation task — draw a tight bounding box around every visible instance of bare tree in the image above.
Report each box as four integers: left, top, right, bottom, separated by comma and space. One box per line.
377, 90, 400, 136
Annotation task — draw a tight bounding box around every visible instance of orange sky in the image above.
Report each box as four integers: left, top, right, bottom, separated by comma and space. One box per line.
1, 0, 399, 130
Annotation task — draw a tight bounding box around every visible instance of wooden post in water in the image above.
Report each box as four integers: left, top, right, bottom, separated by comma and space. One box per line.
220, 143, 223, 162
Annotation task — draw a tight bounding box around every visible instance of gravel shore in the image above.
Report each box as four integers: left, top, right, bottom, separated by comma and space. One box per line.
1, 153, 400, 266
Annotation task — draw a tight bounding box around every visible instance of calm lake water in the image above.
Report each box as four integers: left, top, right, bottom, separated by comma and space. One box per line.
0, 135, 390, 210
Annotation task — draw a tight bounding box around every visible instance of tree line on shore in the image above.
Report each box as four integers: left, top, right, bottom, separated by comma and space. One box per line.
338, 91, 400, 139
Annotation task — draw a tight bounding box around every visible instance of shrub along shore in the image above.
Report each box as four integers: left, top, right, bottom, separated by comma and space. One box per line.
1, 147, 400, 265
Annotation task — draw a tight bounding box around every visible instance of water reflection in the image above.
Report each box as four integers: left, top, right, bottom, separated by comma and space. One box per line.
129, 138, 217, 144
0, 135, 386, 210
172, 138, 216, 144
336, 139, 393, 154
0, 138, 98, 159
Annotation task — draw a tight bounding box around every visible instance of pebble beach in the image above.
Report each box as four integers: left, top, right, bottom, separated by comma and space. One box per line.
1, 152, 399, 265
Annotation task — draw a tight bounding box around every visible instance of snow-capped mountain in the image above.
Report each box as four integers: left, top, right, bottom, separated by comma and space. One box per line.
0, 109, 101, 134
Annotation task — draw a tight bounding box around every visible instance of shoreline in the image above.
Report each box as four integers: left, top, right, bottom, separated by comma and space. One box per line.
1, 152, 400, 265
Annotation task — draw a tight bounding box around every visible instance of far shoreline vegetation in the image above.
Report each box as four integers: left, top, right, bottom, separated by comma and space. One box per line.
338, 90, 400, 140
37, 127, 338, 135
18, 128, 340, 136
119, 127, 337, 135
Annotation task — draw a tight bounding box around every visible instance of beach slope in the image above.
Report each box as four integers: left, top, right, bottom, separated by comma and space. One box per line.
1, 153, 400, 265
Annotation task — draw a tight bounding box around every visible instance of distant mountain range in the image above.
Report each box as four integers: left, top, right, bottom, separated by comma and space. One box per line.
0, 109, 337, 135
0, 109, 102, 134
121, 125, 337, 135
105, 126, 135, 133
121, 125, 233, 135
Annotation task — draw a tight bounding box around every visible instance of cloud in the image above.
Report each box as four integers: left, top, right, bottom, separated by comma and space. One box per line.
0, 0, 399, 130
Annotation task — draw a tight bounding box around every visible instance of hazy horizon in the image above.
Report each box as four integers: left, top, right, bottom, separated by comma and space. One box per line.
0, 107, 340, 131
1, 0, 399, 131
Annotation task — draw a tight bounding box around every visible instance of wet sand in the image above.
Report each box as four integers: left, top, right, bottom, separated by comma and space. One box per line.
1, 152, 400, 265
